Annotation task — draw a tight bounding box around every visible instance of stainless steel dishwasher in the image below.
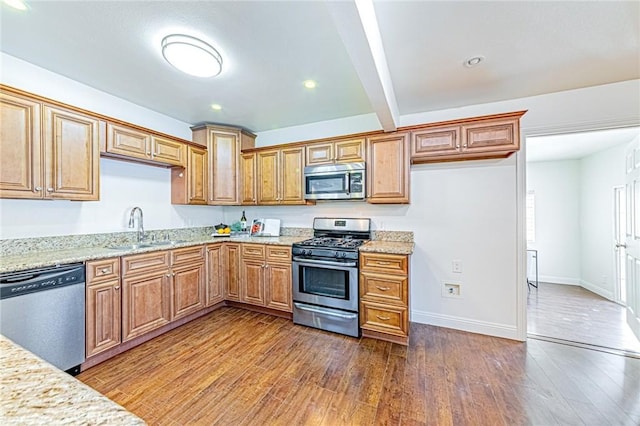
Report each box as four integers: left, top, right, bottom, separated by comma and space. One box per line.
0, 263, 85, 375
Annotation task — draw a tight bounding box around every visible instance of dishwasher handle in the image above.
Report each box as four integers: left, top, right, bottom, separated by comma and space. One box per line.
0, 264, 85, 300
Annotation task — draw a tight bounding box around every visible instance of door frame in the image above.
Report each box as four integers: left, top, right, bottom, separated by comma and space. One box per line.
613, 185, 626, 304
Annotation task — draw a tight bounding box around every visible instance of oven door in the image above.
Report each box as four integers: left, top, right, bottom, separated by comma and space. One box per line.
292, 257, 359, 312
304, 171, 350, 200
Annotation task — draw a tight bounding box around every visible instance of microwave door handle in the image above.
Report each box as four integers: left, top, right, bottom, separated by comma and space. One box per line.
346, 172, 350, 195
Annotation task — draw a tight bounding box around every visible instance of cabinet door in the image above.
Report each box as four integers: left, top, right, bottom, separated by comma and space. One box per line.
223, 243, 241, 301
122, 270, 171, 342
461, 117, 520, 155
335, 138, 365, 163
240, 152, 257, 205
187, 145, 208, 205
152, 135, 185, 166
265, 262, 292, 312
86, 279, 121, 357
209, 129, 240, 205
206, 244, 224, 306
366, 133, 410, 204
280, 147, 304, 204
0, 92, 42, 199
43, 105, 101, 201
106, 122, 150, 160
241, 258, 265, 306
305, 142, 333, 165
172, 262, 205, 320
411, 126, 461, 161
257, 149, 279, 204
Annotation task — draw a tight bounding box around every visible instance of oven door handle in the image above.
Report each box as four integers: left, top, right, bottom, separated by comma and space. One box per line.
294, 303, 358, 320
292, 257, 357, 268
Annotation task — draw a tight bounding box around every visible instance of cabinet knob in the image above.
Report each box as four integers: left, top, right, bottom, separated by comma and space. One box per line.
101, 268, 110, 274
147, 151, 152, 156
462, 144, 468, 149
172, 272, 176, 276
166, 273, 171, 277
34, 186, 42, 192
456, 144, 460, 149
47, 187, 54, 192
114, 286, 120, 290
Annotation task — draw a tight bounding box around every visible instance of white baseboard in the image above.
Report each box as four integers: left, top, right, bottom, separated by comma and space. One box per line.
538, 275, 581, 285
580, 279, 615, 301
411, 310, 520, 341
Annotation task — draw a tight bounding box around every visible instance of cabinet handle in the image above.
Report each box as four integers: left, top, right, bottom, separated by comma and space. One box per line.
34, 186, 42, 192
47, 187, 54, 192
376, 261, 391, 265
376, 286, 391, 291
376, 315, 391, 321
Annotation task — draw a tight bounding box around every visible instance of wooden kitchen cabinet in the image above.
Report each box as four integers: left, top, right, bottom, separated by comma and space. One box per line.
171, 145, 208, 205
191, 124, 256, 205
171, 246, 206, 320
359, 252, 410, 345
366, 132, 410, 204
305, 137, 365, 166
223, 243, 241, 301
240, 152, 257, 205
256, 146, 305, 205
239, 243, 292, 312
410, 111, 525, 163
86, 258, 121, 358
206, 243, 224, 306
122, 268, 172, 342
104, 122, 185, 166
0, 89, 102, 201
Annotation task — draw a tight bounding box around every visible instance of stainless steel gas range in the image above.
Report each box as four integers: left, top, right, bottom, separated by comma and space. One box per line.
292, 217, 371, 337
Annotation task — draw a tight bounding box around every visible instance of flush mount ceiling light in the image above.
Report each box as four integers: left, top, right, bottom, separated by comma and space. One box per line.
464, 56, 485, 68
161, 34, 222, 78
3, 0, 29, 10
303, 80, 317, 89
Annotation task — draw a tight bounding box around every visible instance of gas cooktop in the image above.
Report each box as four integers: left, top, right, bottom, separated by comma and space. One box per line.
295, 237, 367, 250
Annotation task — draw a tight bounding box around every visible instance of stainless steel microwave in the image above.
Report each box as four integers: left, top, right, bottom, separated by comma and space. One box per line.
304, 162, 366, 200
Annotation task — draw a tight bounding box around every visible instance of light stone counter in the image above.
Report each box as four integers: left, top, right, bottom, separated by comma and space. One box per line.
0, 335, 145, 425
360, 240, 414, 255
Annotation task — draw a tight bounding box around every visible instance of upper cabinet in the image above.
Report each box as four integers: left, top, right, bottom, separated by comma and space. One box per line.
410, 111, 525, 163
104, 122, 185, 167
240, 152, 257, 205
0, 89, 101, 201
366, 132, 410, 204
305, 137, 365, 166
191, 124, 256, 205
256, 146, 306, 205
171, 145, 208, 205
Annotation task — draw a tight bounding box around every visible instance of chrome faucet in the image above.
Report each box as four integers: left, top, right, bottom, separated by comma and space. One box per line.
128, 207, 145, 243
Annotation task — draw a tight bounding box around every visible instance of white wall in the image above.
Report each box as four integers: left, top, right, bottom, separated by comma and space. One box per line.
526, 160, 582, 284
580, 142, 626, 299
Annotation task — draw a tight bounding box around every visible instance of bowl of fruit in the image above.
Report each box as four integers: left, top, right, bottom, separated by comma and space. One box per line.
213, 223, 231, 236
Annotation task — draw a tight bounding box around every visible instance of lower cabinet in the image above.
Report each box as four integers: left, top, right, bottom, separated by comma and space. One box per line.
86, 258, 121, 357
171, 251, 206, 320
223, 243, 241, 301
206, 243, 224, 306
122, 269, 172, 342
239, 244, 292, 312
359, 252, 410, 344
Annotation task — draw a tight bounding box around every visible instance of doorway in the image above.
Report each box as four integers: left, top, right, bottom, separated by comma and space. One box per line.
525, 127, 640, 355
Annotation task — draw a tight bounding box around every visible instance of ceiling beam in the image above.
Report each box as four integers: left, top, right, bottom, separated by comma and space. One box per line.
327, 0, 399, 132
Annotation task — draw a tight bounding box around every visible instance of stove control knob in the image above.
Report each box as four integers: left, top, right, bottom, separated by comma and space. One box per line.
334, 251, 340, 258
341, 252, 347, 258
305, 250, 312, 256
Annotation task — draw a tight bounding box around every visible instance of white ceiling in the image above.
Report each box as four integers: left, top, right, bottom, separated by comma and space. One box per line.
526, 127, 640, 163
1, 1, 638, 133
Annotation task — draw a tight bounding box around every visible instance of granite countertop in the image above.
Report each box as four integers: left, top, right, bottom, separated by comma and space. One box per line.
0, 335, 145, 425
360, 240, 414, 255
0, 235, 306, 274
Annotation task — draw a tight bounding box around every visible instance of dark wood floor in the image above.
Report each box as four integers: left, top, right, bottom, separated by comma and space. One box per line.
78, 307, 640, 425
527, 282, 640, 354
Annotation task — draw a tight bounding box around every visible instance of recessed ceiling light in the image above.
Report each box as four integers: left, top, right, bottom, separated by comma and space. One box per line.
211, 104, 222, 111
303, 80, 317, 89
161, 34, 222, 78
464, 56, 485, 68
3, 0, 28, 10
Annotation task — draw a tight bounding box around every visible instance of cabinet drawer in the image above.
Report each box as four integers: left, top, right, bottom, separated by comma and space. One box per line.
360, 271, 407, 305
242, 243, 265, 259
266, 246, 291, 263
360, 301, 408, 337
360, 253, 408, 274
171, 245, 204, 265
86, 258, 120, 283
122, 251, 170, 276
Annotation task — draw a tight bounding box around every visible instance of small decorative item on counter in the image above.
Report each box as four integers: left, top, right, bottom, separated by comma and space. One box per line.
230, 222, 242, 232
240, 211, 247, 232
213, 223, 231, 235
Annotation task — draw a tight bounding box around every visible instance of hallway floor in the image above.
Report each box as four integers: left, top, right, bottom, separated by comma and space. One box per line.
527, 282, 640, 355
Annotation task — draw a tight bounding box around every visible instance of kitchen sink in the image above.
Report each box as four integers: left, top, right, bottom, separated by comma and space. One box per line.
106, 243, 152, 250
147, 240, 186, 246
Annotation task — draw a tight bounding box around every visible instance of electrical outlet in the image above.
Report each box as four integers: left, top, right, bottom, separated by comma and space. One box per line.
452, 260, 462, 273
442, 282, 462, 298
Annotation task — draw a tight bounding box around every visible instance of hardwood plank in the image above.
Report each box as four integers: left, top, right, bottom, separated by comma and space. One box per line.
76, 307, 640, 426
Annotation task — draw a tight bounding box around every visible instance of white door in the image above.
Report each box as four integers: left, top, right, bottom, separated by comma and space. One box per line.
613, 186, 627, 304
624, 137, 640, 341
